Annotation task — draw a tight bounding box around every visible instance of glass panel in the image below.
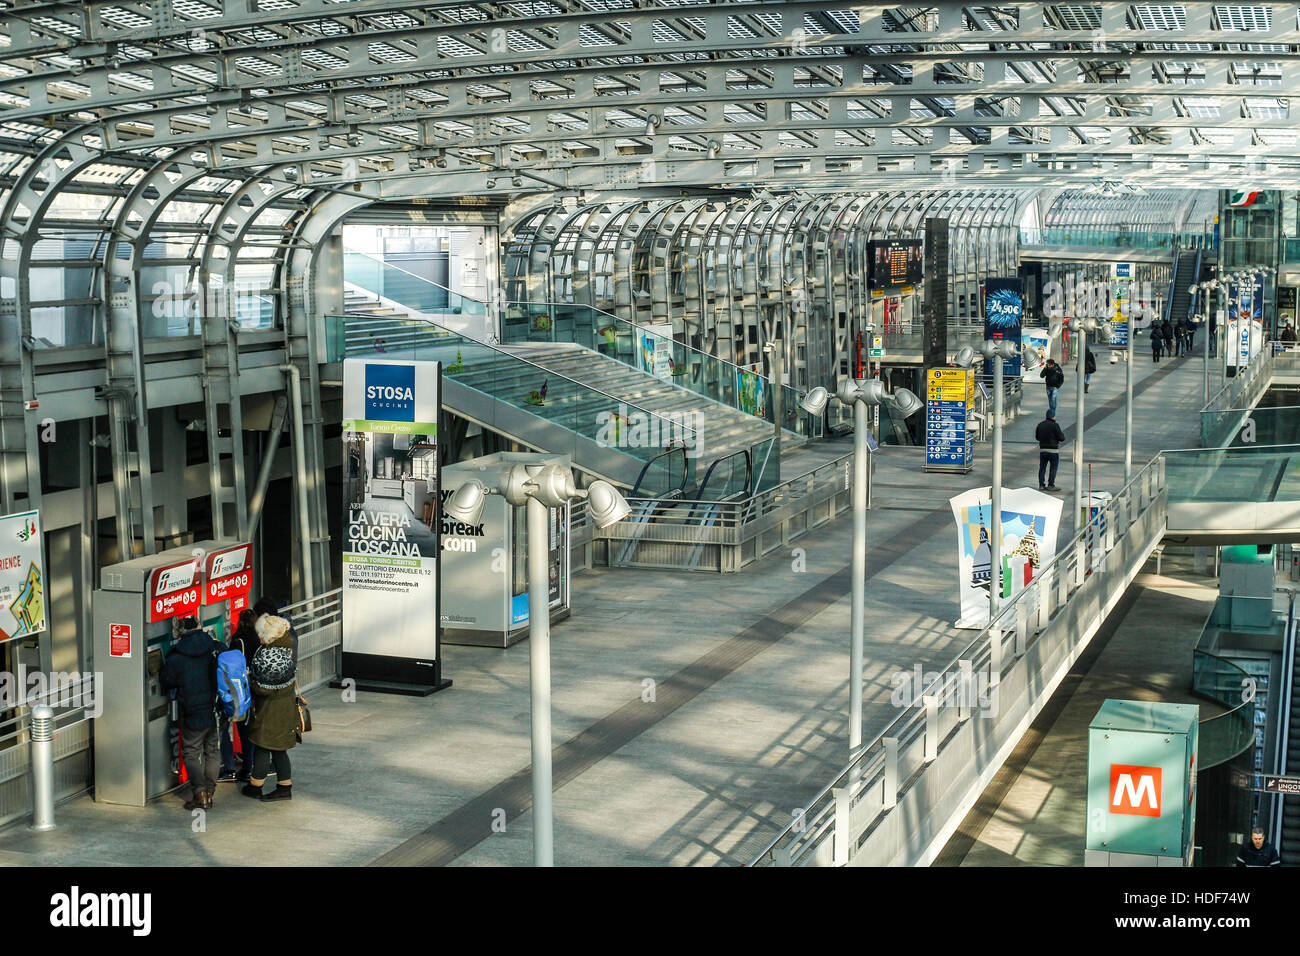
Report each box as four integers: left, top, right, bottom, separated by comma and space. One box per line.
343, 250, 488, 317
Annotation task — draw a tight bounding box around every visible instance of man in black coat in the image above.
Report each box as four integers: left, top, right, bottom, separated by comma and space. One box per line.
1084, 346, 1096, 393
1035, 412, 1066, 492
1039, 358, 1065, 417
160, 616, 220, 810
1235, 828, 1281, 867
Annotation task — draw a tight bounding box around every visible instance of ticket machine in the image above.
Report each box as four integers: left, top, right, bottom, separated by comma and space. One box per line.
92, 539, 253, 806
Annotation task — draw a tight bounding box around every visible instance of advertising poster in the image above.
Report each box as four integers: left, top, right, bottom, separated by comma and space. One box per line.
983, 277, 1024, 376
1278, 286, 1296, 328
1227, 273, 1263, 323
1109, 263, 1131, 347
736, 365, 767, 418
341, 358, 445, 690
949, 486, 1063, 629
0, 510, 44, 642
639, 322, 675, 382
1225, 317, 1263, 373
925, 367, 974, 473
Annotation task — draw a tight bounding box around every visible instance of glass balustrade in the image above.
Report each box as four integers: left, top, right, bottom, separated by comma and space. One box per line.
343, 250, 488, 317
1165, 444, 1300, 504
499, 300, 820, 438
328, 315, 697, 494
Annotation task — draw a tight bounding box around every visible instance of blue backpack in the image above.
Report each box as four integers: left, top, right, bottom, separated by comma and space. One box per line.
216, 648, 252, 720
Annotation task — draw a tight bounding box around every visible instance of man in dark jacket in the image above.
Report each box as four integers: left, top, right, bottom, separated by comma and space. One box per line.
1236, 828, 1281, 867
1039, 358, 1065, 417
1035, 412, 1065, 492
160, 616, 220, 810
1084, 346, 1096, 393
1161, 318, 1175, 356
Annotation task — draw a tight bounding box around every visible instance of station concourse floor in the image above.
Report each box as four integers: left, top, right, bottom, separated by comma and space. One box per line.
0, 348, 1211, 867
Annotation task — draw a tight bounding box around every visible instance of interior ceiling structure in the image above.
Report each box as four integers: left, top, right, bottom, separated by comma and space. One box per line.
0, 0, 1298, 208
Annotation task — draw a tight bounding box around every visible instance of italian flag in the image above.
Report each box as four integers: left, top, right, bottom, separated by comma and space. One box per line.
1229, 190, 1261, 207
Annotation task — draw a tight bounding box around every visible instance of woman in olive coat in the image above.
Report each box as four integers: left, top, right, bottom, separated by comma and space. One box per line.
241, 612, 299, 801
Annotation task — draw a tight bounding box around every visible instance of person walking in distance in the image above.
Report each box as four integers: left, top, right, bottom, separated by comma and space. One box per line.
160, 616, 220, 811
1039, 357, 1064, 418
1084, 345, 1096, 393
1150, 327, 1163, 363
1161, 317, 1175, 357
1036, 411, 1065, 493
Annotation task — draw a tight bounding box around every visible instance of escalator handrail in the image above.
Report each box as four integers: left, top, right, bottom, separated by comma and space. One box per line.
630, 445, 690, 499
694, 448, 752, 517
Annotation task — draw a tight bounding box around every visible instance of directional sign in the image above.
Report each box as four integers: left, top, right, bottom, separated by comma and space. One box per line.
1263, 775, 1300, 795
926, 367, 974, 473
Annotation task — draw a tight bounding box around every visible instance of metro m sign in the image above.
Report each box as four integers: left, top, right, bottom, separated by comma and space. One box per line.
1110, 764, 1162, 817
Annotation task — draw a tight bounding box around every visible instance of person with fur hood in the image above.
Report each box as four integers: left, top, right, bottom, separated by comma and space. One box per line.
241, 611, 299, 802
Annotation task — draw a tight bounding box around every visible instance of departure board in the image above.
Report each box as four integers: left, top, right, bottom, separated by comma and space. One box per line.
869, 239, 923, 290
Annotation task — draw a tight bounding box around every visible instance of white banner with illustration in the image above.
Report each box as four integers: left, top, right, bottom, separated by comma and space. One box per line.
0, 510, 44, 642
950, 486, 1063, 630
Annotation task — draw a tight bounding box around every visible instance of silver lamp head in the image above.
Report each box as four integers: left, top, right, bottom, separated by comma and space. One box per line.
953, 345, 977, 369
585, 480, 631, 528
445, 479, 489, 524
1021, 347, 1042, 371
529, 463, 579, 508
498, 463, 535, 506
800, 386, 830, 415
1048, 321, 1065, 338
889, 387, 923, 419
1098, 320, 1115, 340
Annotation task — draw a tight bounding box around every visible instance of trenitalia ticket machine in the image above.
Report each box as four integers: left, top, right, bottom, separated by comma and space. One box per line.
92, 539, 253, 806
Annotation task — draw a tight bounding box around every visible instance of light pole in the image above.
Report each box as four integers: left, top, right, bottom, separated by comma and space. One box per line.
445, 464, 630, 866
1125, 300, 1135, 482
953, 339, 1021, 621
1070, 316, 1113, 531
800, 378, 922, 752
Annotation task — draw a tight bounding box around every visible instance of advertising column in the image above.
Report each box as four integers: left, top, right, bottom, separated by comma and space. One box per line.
1109, 263, 1131, 348
983, 277, 1024, 377
340, 358, 450, 695
0, 510, 44, 643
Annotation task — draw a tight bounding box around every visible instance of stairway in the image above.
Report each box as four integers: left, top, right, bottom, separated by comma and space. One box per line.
1167, 249, 1199, 326
341, 314, 792, 493
1282, 640, 1300, 865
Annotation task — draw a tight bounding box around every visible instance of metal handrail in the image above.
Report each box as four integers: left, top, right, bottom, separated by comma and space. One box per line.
1274, 602, 1298, 850
630, 445, 690, 499
749, 453, 1166, 866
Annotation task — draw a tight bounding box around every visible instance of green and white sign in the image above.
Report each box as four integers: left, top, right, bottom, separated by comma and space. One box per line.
0, 510, 44, 642
1085, 699, 1199, 865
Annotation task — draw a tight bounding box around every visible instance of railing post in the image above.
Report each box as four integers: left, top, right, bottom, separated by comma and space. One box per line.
988, 626, 1003, 682
1074, 539, 1087, 586
958, 659, 973, 721
1014, 603, 1028, 658
883, 737, 899, 810
923, 696, 939, 762
833, 787, 851, 865
1058, 560, 1071, 606
29, 705, 56, 832
1037, 571, 1053, 629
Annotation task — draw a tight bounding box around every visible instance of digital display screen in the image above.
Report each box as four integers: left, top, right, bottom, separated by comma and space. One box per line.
869, 239, 923, 290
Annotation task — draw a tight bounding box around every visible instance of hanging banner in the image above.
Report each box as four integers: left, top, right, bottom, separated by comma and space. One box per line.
639, 323, 675, 382
950, 486, 1064, 630
736, 365, 767, 418
1227, 273, 1264, 323
984, 277, 1024, 376
1278, 286, 1296, 329
341, 358, 448, 694
0, 510, 44, 642
1109, 263, 1131, 347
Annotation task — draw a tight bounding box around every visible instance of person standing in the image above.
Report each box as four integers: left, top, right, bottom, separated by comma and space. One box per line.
1235, 828, 1281, 867
1084, 345, 1096, 393
1039, 357, 1064, 418
1281, 323, 1297, 345
228, 608, 260, 783
1161, 318, 1175, 357
1185, 317, 1196, 352
242, 611, 299, 802
1151, 328, 1163, 363
1173, 318, 1186, 356
1035, 411, 1065, 492
161, 616, 220, 811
